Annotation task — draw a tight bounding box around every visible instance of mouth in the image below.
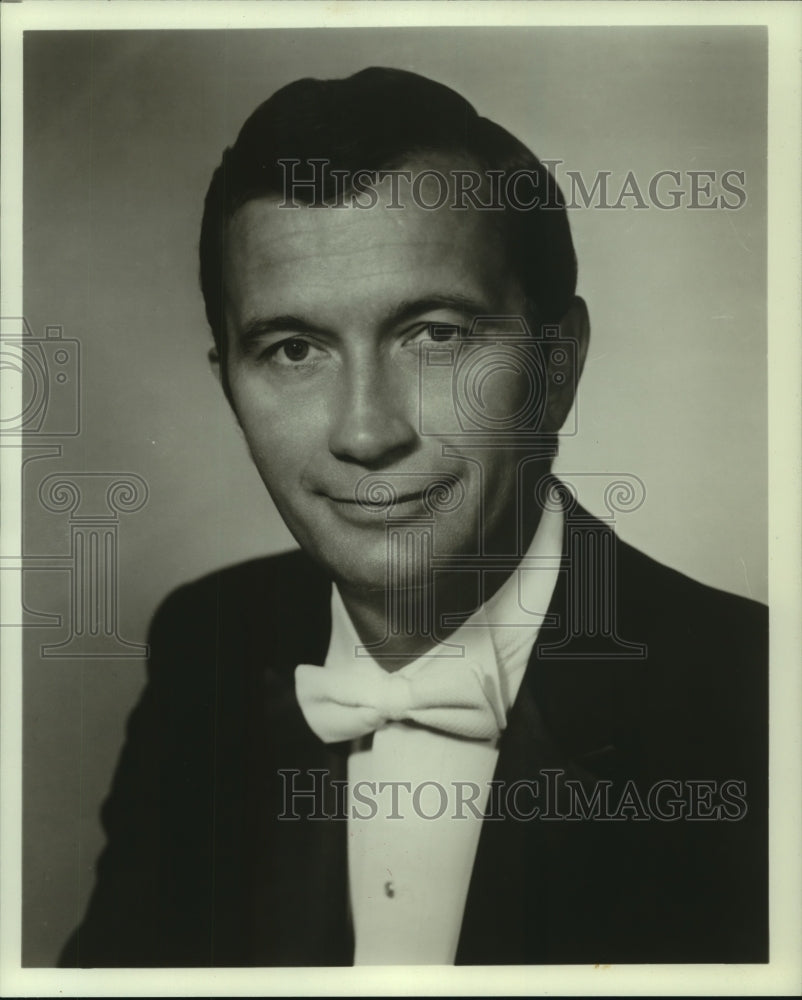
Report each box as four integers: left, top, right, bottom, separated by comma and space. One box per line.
327, 490, 427, 520
328, 491, 424, 507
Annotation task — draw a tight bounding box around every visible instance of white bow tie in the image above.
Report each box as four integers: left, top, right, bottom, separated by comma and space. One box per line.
295, 657, 507, 744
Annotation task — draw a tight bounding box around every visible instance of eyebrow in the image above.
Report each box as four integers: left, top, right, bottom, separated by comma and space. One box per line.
237, 294, 492, 346
380, 294, 492, 332
238, 315, 332, 345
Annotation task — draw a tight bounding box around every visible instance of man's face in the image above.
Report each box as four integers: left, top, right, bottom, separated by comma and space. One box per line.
221, 178, 561, 592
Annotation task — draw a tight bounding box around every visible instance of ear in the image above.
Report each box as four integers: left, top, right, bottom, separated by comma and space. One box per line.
542, 296, 590, 433
208, 345, 238, 416
208, 345, 222, 382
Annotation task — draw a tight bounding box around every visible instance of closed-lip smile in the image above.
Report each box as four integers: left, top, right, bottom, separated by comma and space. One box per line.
327, 491, 425, 506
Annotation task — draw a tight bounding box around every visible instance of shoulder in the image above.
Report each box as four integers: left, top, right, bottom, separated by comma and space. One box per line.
537, 514, 768, 775
617, 537, 767, 751
624, 536, 767, 740
147, 548, 333, 675
152, 548, 330, 626
556, 502, 767, 662
614, 532, 767, 646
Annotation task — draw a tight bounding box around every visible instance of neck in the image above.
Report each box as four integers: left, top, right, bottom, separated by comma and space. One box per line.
337, 501, 546, 670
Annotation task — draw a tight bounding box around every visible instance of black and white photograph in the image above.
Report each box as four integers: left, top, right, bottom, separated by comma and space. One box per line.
1, 1, 800, 996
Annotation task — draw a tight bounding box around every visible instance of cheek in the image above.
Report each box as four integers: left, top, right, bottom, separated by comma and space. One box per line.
441, 345, 546, 433
232, 384, 318, 474
475, 354, 546, 426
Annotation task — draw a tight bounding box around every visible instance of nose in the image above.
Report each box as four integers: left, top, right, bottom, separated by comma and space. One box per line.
327, 354, 418, 467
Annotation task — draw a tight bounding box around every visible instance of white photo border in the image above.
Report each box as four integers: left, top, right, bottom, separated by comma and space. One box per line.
1, 1, 799, 996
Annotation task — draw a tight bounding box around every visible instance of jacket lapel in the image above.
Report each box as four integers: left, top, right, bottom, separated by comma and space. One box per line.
456, 507, 626, 964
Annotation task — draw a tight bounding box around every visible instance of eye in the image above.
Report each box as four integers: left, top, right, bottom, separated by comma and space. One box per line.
280, 339, 310, 362
406, 321, 465, 344
430, 323, 464, 343
263, 337, 324, 368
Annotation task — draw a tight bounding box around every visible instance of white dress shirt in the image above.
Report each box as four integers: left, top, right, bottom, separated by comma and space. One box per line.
321, 506, 564, 964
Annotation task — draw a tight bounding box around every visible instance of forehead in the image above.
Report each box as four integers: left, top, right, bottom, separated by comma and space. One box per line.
222, 179, 522, 330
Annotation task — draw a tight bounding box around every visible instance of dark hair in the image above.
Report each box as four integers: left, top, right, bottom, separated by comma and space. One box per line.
199, 66, 577, 358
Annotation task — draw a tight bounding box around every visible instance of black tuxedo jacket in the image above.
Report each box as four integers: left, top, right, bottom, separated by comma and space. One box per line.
59, 506, 768, 967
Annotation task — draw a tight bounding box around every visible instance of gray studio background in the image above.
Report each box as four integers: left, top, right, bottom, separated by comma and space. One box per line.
22, 27, 766, 964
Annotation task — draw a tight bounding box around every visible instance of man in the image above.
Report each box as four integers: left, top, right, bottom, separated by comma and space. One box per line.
59, 67, 767, 967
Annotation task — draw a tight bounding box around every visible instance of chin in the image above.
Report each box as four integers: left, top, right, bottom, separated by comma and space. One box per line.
304, 542, 392, 593
329, 564, 398, 596
325, 543, 440, 595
